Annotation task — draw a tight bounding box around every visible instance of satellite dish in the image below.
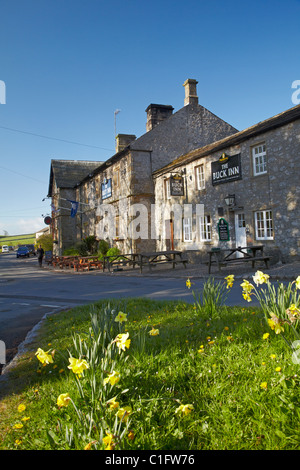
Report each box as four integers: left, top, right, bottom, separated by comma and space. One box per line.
44, 216, 52, 225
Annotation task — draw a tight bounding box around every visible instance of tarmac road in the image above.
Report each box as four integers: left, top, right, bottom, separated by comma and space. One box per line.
0, 251, 257, 370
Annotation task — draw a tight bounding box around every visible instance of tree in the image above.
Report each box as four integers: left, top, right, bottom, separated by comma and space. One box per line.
36, 233, 53, 252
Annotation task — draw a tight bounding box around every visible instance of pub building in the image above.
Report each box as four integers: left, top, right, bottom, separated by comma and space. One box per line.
48, 79, 300, 264
153, 103, 300, 264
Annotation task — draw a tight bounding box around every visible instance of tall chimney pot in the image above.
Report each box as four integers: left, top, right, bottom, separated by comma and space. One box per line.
183, 79, 198, 106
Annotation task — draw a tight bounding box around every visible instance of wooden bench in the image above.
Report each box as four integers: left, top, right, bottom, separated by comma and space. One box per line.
103, 254, 140, 272
208, 246, 270, 274
138, 251, 188, 273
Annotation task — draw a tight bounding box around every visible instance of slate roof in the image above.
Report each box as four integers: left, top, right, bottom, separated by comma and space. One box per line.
47, 159, 102, 196
153, 103, 300, 176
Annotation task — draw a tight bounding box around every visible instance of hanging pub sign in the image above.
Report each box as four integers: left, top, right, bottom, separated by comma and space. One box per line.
44, 216, 52, 225
217, 218, 230, 241
101, 178, 112, 200
170, 175, 184, 196
211, 153, 242, 186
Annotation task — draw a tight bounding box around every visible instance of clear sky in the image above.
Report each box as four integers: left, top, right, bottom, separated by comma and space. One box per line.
1, 0, 299, 235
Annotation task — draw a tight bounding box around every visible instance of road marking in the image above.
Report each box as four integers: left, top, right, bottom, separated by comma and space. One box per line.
40, 304, 62, 308
12, 302, 31, 306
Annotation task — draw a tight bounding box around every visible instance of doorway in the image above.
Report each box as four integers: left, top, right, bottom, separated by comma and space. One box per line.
165, 219, 174, 251
235, 212, 247, 257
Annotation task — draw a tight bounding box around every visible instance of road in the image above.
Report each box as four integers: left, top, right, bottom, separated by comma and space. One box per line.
0, 252, 254, 367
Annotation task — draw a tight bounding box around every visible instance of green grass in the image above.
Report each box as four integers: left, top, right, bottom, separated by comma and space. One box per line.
0, 233, 36, 248
0, 297, 299, 450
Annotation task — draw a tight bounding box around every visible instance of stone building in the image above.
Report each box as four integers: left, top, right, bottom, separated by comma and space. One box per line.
47, 160, 102, 255
48, 79, 238, 255
152, 104, 300, 262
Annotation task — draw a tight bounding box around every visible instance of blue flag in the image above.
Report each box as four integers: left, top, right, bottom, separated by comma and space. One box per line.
68, 200, 79, 218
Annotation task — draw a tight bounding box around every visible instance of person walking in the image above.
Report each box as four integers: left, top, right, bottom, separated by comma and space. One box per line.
37, 245, 44, 268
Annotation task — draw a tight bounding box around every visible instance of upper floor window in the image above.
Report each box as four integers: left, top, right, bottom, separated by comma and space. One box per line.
252, 144, 267, 176
195, 164, 205, 190
164, 178, 171, 199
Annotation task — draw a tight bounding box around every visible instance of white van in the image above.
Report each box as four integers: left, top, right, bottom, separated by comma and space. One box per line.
1, 245, 9, 253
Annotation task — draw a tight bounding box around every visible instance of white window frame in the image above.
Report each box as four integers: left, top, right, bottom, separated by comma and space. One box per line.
165, 178, 171, 199
199, 215, 212, 241
252, 144, 267, 176
195, 164, 205, 190
254, 210, 273, 240
183, 217, 192, 242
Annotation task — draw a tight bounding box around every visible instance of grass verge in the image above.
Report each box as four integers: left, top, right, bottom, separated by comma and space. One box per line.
0, 297, 299, 450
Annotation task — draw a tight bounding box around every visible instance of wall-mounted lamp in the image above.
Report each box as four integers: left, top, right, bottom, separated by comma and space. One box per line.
224, 194, 236, 207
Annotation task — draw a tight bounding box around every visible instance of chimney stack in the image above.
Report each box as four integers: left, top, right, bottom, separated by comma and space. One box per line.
183, 79, 198, 106
146, 104, 174, 132
115, 134, 136, 153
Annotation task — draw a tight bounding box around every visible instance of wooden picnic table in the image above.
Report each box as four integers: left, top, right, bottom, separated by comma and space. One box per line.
74, 256, 102, 271
208, 245, 270, 274
103, 253, 140, 272
137, 250, 188, 273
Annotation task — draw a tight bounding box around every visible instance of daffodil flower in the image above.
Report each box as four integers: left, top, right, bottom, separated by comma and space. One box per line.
115, 332, 131, 351
267, 314, 284, 334
186, 278, 192, 289
252, 270, 270, 286
114, 311, 128, 323
116, 406, 132, 422
57, 393, 71, 407
35, 348, 53, 365
225, 274, 234, 289
68, 357, 89, 376
102, 431, 115, 450
107, 396, 119, 409
103, 370, 120, 386
295, 276, 300, 289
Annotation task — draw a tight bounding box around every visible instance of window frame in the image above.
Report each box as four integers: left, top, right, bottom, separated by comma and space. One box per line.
254, 210, 273, 240
252, 143, 267, 176
183, 217, 193, 242
195, 164, 205, 190
198, 214, 212, 242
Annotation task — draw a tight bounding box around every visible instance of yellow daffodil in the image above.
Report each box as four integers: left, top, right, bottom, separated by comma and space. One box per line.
57, 393, 71, 407
275, 367, 282, 372
260, 382, 268, 390
15, 439, 22, 445
117, 406, 132, 422
107, 396, 119, 410
35, 348, 53, 365
18, 404, 26, 413
186, 278, 192, 289
114, 311, 128, 323
103, 370, 120, 386
252, 270, 270, 286
225, 274, 234, 289
102, 432, 115, 450
267, 314, 284, 334
115, 332, 131, 351
295, 276, 300, 289
175, 404, 194, 416
84, 440, 97, 450
68, 357, 89, 376
149, 327, 159, 336
263, 333, 270, 340
21, 416, 30, 422
270, 354, 276, 359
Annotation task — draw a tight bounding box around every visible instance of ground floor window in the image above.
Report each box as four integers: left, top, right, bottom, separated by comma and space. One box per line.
199, 215, 212, 241
183, 217, 192, 242
254, 210, 273, 240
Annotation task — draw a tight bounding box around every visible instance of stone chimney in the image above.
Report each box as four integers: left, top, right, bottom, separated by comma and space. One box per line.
146, 104, 174, 132
183, 79, 198, 106
115, 134, 136, 153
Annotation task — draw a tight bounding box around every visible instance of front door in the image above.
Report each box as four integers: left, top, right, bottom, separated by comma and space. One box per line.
165, 219, 174, 251
235, 212, 247, 257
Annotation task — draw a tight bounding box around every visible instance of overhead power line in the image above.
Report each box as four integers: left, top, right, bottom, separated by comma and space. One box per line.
0, 125, 114, 151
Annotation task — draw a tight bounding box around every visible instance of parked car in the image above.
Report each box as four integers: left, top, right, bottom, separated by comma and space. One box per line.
16, 246, 30, 258
1, 245, 9, 253
25, 244, 36, 256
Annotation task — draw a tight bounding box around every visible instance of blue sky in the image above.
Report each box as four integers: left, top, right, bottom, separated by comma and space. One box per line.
1, 0, 299, 235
